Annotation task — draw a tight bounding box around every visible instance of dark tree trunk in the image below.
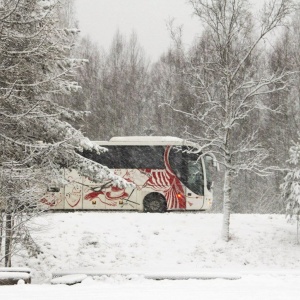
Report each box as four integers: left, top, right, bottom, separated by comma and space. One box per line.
5, 212, 12, 267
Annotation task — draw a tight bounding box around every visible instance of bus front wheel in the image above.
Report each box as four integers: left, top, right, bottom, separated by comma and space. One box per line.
143, 193, 167, 213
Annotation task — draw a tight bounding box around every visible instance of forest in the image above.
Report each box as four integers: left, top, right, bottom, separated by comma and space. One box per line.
1, 0, 300, 267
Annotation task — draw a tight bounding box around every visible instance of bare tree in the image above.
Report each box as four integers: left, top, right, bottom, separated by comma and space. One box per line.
150, 27, 197, 137
171, 0, 295, 241
72, 31, 151, 139
102, 31, 150, 137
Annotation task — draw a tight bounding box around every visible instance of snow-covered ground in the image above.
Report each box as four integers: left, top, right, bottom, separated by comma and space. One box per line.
3, 212, 300, 299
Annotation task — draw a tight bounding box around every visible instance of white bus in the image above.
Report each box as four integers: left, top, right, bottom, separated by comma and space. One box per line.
42, 136, 217, 212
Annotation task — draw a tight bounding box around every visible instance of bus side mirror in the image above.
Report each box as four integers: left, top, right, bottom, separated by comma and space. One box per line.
205, 154, 219, 171
212, 160, 219, 170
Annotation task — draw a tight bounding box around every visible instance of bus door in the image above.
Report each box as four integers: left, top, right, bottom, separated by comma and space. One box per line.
184, 159, 205, 210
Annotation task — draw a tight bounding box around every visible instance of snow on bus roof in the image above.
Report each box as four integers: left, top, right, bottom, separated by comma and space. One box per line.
110, 136, 183, 143
93, 136, 183, 145
93, 136, 200, 147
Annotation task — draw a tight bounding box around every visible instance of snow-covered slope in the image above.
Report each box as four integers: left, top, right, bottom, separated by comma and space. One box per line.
13, 212, 299, 283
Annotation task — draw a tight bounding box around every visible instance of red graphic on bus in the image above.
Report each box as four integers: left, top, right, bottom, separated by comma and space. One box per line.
84, 146, 186, 209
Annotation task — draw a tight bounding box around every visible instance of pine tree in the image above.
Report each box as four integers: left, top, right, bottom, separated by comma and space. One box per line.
281, 140, 300, 221
0, 0, 126, 266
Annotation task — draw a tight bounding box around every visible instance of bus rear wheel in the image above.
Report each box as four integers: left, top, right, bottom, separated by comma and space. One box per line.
143, 193, 167, 213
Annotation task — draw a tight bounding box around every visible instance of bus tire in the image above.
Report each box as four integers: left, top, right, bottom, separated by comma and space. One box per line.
143, 193, 167, 213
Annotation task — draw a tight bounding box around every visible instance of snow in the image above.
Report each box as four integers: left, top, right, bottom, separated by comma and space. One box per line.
4, 212, 300, 299
51, 274, 87, 285
1, 274, 300, 300
0, 267, 31, 273
106, 136, 186, 145
110, 136, 183, 142
0, 272, 30, 280
52, 270, 241, 280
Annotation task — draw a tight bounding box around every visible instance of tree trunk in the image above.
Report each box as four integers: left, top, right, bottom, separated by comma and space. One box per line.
0, 212, 3, 260
222, 167, 232, 242
5, 212, 12, 267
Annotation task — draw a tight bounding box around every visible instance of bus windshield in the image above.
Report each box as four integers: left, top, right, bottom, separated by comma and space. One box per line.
169, 147, 205, 196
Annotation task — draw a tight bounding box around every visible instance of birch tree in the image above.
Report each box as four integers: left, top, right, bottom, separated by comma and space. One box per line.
0, 0, 127, 266
180, 0, 295, 241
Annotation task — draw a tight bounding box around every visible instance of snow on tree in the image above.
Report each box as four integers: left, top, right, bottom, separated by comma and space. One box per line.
162, 0, 295, 241
281, 140, 300, 221
0, 0, 127, 266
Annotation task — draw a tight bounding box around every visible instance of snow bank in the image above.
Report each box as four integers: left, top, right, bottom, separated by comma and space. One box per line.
52, 270, 240, 280
51, 274, 87, 285
0, 267, 31, 273
0, 272, 31, 280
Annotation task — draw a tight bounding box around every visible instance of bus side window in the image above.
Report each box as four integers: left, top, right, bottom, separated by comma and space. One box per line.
47, 187, 60, 193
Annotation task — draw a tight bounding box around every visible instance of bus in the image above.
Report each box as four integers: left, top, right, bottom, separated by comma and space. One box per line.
42, 136, 218, 212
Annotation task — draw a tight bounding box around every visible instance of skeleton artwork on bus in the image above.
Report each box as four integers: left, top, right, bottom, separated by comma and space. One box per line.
139, 146, 186, 209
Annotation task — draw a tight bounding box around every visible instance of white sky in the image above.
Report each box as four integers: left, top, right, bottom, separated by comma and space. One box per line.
74, 0, 202, 60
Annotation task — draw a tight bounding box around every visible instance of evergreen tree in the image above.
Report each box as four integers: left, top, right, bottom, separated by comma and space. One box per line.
0, 0, 126, 266
281, 140, 300, 221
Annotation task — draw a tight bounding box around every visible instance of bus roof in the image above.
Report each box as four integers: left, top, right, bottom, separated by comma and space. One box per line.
93, 136, 200, 148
